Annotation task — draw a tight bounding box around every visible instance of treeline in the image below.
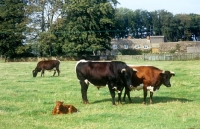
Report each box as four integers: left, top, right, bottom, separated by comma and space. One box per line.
0, 0, 200, 59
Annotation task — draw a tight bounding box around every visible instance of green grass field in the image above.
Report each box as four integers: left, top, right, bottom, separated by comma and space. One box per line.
0, 59, 200, 129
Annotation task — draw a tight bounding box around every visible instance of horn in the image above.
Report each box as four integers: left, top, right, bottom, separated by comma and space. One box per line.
132, 68, 138, 72
170, 71, 175, 76
162, 70, 165, 73
121, 68, 126, 73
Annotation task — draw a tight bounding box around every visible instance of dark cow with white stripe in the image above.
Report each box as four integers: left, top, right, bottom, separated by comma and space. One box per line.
75, 60, 137, 105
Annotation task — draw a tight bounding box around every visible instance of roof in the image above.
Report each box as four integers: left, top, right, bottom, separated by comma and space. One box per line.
150, 36, 164, 43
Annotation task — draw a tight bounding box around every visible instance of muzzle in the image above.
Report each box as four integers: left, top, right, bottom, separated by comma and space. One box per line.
166, 84, 171, 87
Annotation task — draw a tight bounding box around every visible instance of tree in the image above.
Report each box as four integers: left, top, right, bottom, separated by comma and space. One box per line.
114, 8, 135, 39
26, 0, 64, 56
61, 0, 117, 56
0, 0, 27, 60
174, 14, 192, 41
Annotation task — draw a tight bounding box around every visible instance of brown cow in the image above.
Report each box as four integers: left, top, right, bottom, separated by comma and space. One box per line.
52, 101, 78, 115
123, 65, 175, 104
32, 60, 60, 77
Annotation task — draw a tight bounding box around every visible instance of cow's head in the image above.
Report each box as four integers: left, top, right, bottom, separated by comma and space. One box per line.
120, 66, 137, 90
32, 70, 38, 77
160, 71, 175, 87
55, 101, 64, 110
54, 101, 64, 114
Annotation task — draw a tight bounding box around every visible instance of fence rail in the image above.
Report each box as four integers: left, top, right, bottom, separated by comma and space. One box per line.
144, 53, 200, 61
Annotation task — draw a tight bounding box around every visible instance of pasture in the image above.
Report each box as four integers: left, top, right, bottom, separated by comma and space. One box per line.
0, 59, 200, 129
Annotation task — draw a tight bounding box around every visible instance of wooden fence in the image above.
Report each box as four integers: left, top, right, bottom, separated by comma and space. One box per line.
143, 53, 200, 61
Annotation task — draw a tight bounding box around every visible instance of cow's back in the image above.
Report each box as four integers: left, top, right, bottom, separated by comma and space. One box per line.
76, 61, 130, 86
76, 61, 114, 85
37, 60, 60, 70
130, 66, 162, 86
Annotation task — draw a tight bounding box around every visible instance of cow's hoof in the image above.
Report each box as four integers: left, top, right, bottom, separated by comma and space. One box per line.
142, 102, 147, 105
118, 102, 122, 105
83, 101, 89, 104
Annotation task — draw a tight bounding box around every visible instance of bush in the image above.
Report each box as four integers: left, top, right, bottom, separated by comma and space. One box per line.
119, 49, 142, 55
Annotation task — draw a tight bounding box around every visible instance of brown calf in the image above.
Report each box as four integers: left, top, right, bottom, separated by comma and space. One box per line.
52, 101, 78, 115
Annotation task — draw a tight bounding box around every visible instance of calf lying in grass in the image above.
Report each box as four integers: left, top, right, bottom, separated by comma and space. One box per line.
52, 101, 78, 114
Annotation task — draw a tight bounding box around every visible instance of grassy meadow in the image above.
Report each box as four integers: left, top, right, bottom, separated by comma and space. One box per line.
0, 59, 200, 129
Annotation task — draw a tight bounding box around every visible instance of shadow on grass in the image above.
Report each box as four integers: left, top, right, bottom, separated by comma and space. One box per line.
91, 96, 192, 105
124, 96, 193, 104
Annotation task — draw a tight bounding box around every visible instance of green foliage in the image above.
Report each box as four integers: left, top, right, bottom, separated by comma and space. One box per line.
0, 60, 200, 129
61, 0, 116, 56
38, 32, 58, 56
119, 49, 142, 55
0, 0, 27, 58
1, 1, 200, 58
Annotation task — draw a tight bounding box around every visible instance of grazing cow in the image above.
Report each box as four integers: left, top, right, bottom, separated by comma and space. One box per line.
123, 66, 175, 104
32, 60, 60, 77
52, 101, 78, 114
75, 60, 137, 105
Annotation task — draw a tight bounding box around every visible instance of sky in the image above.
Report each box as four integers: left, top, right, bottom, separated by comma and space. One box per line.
116, 0, 200, 14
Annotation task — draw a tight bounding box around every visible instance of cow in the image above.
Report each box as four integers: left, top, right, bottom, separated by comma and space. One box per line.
32, 60, 60, 77
52, 101, 78, 115
75, 59, 137, 105
123, 65, 175, 104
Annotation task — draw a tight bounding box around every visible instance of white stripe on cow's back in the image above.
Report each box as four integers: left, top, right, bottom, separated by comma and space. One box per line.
128, 64, 152, 67
75, 59, 112, 74
75, 59, 88, 74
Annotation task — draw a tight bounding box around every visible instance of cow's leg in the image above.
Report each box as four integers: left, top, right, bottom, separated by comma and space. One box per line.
143, 87, 148, 104
150, 91, 154, 104
122, 87, 126, 101
123, 88, 132, 103
53, 70, 56, 76
118, 92, 122, 105
117, 87, 123, 105
126, 88, 132, 103
41, 69, 45, 77
80, 80, 89, 104
56, 67, 60, 76
108, 86, 116, 105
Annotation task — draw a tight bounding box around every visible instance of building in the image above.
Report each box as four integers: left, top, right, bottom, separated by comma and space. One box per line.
110, 36, 199, 55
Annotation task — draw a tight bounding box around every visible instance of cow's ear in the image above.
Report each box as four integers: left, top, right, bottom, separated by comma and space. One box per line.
170, 71, 175, 76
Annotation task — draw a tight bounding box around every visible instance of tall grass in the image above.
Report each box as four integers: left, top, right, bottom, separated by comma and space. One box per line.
0, 60, 200, 129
